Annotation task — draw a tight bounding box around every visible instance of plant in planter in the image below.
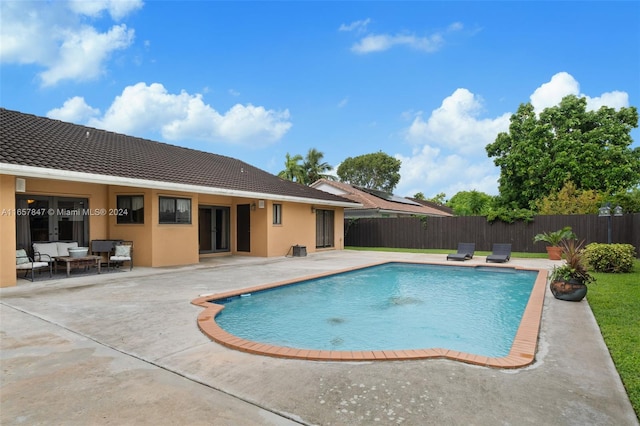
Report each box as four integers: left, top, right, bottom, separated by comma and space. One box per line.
549, 239, 595, 301
533, 226, 577, 260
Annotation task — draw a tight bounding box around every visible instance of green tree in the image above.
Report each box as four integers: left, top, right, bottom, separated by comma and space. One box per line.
447, 190, 492, 215
278, 152, 304, 183
536, 181, 604, 214
413, 192, 426, 200
609, 187, 640, 213
426, 192, 447, 206
486, 95, 640, 209
337, 151, 401, 193
303, 148, 335, 185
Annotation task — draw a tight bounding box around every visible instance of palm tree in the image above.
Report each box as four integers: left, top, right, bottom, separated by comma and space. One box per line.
278, 153, 305, 183
303, 148, 335, 185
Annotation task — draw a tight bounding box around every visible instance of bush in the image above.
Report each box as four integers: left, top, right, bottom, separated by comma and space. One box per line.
583, 243, 636, 273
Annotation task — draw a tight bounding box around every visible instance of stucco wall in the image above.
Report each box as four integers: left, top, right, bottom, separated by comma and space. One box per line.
1, 175, 17, 287
1, 174, 346, 287
268, 201, 316, 256
149, 190, 200, 267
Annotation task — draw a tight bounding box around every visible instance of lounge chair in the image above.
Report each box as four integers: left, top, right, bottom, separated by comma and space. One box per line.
486, 243, 512, 263
446, 243, 475, 261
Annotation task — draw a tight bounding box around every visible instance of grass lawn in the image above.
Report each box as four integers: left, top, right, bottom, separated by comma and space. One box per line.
345, 247, 639, 418
588, 260, 640, 417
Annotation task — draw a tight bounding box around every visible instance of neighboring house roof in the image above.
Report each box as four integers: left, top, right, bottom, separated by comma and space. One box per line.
407, 197, 454, 215
310, 179, 452, 217
0, 108, 359, 207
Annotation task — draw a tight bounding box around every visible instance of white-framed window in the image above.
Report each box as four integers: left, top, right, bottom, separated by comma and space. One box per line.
273, 203, 282, 225
159, 196, 191, 224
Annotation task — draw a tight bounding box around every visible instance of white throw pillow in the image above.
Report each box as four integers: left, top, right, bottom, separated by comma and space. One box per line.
114, 245, 131, 257
16, 249, 29, 265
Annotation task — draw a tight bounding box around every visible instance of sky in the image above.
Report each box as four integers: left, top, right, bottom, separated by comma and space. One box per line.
2, 1, 639, 199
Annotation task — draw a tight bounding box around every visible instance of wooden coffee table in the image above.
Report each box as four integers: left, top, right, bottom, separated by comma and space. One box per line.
56, 255, 102, 278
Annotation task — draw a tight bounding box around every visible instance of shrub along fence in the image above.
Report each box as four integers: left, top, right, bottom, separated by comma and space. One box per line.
344, 214, 639, 256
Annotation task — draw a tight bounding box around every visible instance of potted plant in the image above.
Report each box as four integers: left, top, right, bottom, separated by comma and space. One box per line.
533, 226, 577, 260
549, 239, 595, 301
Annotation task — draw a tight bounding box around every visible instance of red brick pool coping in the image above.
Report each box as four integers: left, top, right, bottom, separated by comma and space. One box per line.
192, 261, 548, 368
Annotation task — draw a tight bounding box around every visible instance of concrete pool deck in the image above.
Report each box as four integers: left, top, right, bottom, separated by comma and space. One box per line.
1, 250, 638, 425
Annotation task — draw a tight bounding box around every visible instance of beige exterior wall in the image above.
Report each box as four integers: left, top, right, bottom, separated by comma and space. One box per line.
150, 190, 199, 267
1, 175, 17, 287
18, 177, 110, 241
268, 201, 315, 256
1, 174, 346, 287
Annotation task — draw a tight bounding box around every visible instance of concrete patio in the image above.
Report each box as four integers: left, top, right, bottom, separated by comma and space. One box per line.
1, 250, 637, 425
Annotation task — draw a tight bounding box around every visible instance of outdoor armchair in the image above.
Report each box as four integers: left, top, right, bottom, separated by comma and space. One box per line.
16, 248, 52, 281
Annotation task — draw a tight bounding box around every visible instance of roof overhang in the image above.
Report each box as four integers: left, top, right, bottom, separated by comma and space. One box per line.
1, 164, 362, 208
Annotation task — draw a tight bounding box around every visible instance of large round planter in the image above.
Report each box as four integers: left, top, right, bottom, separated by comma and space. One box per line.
546, 246, 563, 260
550, 279, 587, 301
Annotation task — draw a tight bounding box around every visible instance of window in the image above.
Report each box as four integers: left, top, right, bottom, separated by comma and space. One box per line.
117, 195, 144, 224
273, 203, 282, 225
159, 197, 191, 224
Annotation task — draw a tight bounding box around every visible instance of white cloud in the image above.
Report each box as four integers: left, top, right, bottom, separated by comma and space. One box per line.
531, 72, 629, 113
406, 89, 510, 153
349, 21, 463, 54
339, 18, 371, 33
0, 1, 137, 86
395, 72, 631, 198
40, 24, 134, 86
352, 33, 444, 54
67, 0, 143, 20
395, 146, 500, 197
337, 97, 349, 108
47, 97, 100, 122
68, 82, 292, 145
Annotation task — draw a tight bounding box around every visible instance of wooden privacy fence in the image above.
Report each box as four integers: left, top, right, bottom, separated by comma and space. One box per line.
344, 214, 640, 255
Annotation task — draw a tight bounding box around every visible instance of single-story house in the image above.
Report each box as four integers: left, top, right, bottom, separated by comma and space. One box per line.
0, 108, 360, 287
310, 179, 453, 218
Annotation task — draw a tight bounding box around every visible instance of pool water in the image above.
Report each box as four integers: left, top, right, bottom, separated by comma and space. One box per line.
213, 263, 537, 358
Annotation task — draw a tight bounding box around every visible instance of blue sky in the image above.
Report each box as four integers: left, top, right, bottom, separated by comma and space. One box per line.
2, 1, 639, 199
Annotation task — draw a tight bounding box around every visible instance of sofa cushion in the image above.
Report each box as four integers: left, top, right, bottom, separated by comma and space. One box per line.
57, 242, 78, 256
33, 242, 59, 261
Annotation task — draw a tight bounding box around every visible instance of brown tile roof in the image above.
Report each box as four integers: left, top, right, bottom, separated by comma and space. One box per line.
311, 179, 452, 216
0, 108, 358, 205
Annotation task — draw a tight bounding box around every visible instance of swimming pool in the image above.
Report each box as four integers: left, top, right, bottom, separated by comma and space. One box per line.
193, 261, 547, 368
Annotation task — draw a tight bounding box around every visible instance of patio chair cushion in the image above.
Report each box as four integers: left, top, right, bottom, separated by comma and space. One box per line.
16, 249, 29, 264
114, 245, 131, 258
16, 261, 49, 270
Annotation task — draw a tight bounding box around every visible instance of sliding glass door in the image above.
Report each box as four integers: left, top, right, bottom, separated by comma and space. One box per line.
198, 206, 230, 253
15, 195, 89, 250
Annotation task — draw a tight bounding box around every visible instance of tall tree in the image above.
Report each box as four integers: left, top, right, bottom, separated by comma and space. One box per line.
337, 151, 401, 193
426, 192, 447, 206
303, 148, 335, 185
486, 95, 640, 209
278, 152, 304, 183
447, 190, 492, 215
